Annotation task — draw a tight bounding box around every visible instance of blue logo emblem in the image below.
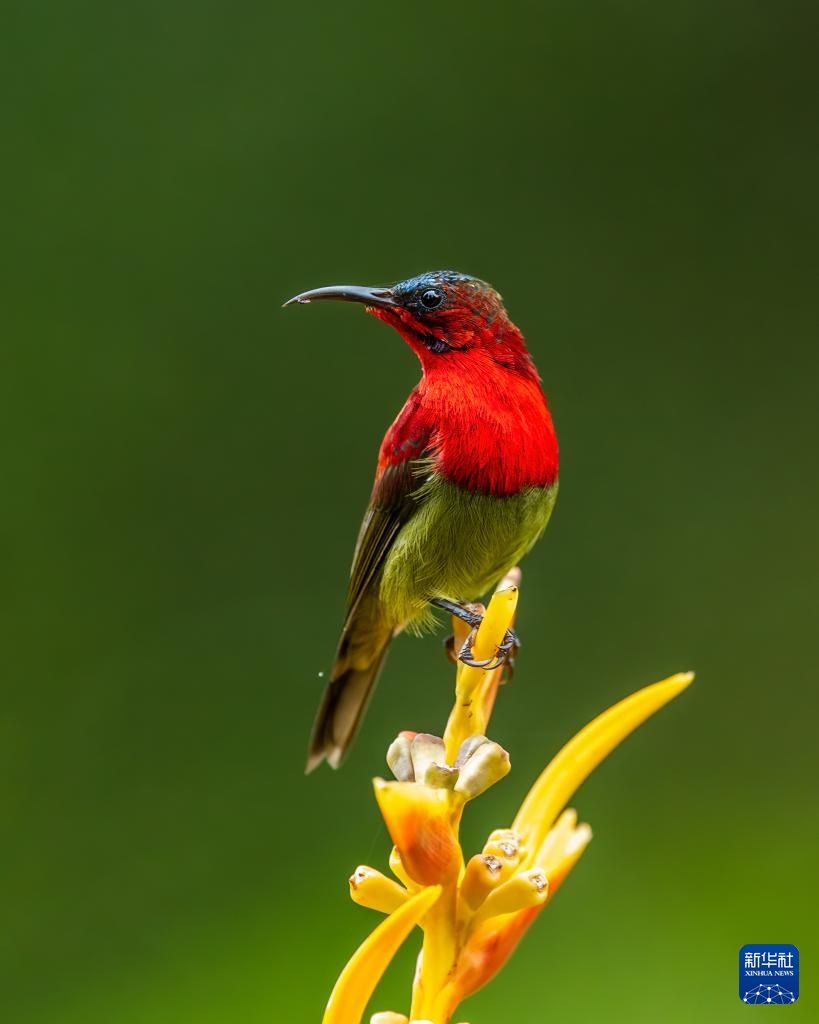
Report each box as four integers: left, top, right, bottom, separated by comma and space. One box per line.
739, 944, 799, 1004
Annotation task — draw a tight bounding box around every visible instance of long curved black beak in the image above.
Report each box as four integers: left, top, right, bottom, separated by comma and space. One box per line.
282, 284, 396, 310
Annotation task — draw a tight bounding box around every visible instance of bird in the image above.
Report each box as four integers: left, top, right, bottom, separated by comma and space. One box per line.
284, 271, 559, 771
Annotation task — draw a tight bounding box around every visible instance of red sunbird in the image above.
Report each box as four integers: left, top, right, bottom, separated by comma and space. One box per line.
284, 271, 559, 771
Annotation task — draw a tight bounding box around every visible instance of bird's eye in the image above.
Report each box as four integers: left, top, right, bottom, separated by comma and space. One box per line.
420, 288, 444, 309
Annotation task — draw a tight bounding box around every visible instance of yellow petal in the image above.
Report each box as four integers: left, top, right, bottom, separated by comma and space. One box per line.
532, 809, 577, 873
469, 868, 549, 930
374, 779, 462, 885
323, 886, 442, 1024
513, 672, 693, 852
349, 865, 410, 914
543, 822, 593, 893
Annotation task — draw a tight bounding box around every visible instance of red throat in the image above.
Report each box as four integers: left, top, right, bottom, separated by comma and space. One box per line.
377, 348, 559, 498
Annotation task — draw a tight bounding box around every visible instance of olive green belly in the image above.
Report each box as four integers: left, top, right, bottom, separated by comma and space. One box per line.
378, 475, 558, 632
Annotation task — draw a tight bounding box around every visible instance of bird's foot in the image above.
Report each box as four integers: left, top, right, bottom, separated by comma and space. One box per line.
431, 598, 519, 671
457, 624, 520, 671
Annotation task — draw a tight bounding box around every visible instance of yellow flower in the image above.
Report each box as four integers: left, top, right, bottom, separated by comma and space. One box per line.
321, 572, 693, 1024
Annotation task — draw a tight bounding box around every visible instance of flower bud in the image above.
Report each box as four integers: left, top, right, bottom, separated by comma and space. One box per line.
486, 827, 519, 846
387, 734, 415, 782
410, 733, 446, 782
424, 762, 459, 789
460, 853, 506, 910
454, 734, 489, 768
454, 740, 510, 800
470, 868, 549, 929
349, 865, 410, 914
482, 833, 520, 866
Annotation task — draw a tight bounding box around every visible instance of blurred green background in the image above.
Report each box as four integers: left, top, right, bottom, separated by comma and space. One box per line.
3, 1, 818, 1021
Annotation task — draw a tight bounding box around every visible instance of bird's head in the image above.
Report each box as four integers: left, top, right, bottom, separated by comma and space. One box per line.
284, 271, 537, 376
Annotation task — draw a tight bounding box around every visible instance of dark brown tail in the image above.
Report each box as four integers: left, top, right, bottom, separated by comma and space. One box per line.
306, 610, 393, 772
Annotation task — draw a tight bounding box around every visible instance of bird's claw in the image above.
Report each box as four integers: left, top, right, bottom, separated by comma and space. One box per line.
432, 596, 520, 671
457, 626, 520, 671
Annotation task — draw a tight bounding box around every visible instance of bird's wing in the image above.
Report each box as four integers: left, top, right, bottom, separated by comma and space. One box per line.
309, 454, 428, 772
343, 451, 430, 629
309, 435, 434, 771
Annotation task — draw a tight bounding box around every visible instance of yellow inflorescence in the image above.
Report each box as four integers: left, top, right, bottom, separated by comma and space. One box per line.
321, 572, 693, 1024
